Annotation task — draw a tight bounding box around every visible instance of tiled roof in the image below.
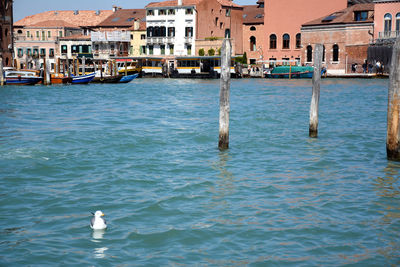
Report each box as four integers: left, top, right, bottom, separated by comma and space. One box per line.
28, 20, 79, 28
146, 0, 241, 8
97, 9, 146, 27
243, 5, 264, 24
302, 3, 374, 27
14, 10, 114, 28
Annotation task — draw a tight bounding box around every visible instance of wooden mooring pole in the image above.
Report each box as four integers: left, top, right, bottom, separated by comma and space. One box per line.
219, 39, 232, 150
309, 44, 323, 138
82, 56, 86, 75
43, 59, 48, 85
45, 59, 51, 85
0, 58, 4, 86
386, 38, 400, 160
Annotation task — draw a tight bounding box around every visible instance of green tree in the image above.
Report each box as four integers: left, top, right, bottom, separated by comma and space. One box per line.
198, 48, 205, 56
208, 48, 215, 56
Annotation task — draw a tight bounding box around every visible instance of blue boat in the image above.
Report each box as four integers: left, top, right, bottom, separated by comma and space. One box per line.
4, 69, 42, 85
119, 73, 139, 83
71, 72, 95, 84
266, 66, 314, 79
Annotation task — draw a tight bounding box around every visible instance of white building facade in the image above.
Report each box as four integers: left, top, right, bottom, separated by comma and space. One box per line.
145, 1, 196, 57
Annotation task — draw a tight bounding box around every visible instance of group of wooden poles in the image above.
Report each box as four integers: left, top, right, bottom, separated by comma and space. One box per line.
218, 38, 400, 162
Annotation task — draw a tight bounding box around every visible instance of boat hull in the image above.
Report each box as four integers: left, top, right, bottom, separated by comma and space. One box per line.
266, 66, 314, 79
5, 77, 42, 85
92, 75, 123, 83
71, 73, 95, 84
119, 73, 139, 83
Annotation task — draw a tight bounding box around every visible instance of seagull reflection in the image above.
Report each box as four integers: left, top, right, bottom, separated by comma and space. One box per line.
91, 229, 106, 241
94, 247, 108, 259
91, 229, 108, 259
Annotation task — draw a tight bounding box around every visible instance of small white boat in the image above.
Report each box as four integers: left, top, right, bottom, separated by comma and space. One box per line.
3, 68, 42, 85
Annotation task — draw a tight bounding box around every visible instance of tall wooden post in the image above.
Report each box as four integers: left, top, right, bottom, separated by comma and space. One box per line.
45, 59, 51, 85
387, 38, 400, 160
124, 61, 128, 76
66, 57, 71, 77
114, 60, 118, 76
219, 39, 231, 150
74, 59, 78, 76
57, 57, 60, 74
82, 56, 86, 75
100, 60, 103, 79
309, 44, 323, 138
43, 59, 48, 85
0, 58, 4, 86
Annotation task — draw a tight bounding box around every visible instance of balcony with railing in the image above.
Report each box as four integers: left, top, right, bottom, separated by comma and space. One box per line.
378, 31, 400, 39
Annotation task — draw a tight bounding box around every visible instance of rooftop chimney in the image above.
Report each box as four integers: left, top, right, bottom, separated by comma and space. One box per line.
96, 10, 101, 16
74, 10, 79, 15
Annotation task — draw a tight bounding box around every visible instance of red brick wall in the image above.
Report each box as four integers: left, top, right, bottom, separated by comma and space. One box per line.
243, 23, 264, 64
0, 0, 14, 66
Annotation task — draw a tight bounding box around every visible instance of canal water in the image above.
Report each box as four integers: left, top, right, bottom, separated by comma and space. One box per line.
0, 78, 399, 266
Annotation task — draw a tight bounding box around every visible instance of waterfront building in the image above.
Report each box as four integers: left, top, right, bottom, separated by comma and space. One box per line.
13, 9, 113, 70
0, 0, 14, 67
145, 0, 243, 60
373, 0, 400, 43
301, 3, 374, 75
90, 8, 146, 59
242, 0, 264, 65
263, 0, 348, 64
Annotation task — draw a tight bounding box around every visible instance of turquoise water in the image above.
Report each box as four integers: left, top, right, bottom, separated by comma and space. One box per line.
0, 78, 399, 266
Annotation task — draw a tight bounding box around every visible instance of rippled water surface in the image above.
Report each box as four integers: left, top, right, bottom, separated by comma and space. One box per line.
1, 78, 399, 266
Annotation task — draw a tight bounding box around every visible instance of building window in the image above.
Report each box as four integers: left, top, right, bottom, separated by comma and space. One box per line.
26, 30, 30, 38
187, 45, 192, 55
42, 31, 45, 41
40, 48, 46, 57
48, 31, 51, 38
269, 34, 276, 49
147, 27, 153, 37
332, 44, 339, 62
61, 45, 68, 54
147, 9, 154, 16
141, 45, 146, 55
250, 36, 256, 51
36, 31, 39, 38
355, 11, 368, 21
168, 27, 175, 37
250, 26, 256, 31
295, 33, 301, 49
26, 48, 32, 56
282, 34, 290, 49
161, 45, 165, 55
148, 45, 153, 55
59, 31, 63, 37
17, 48, 23, 57
141, 34, 146, 40
384, 13, 392, 33
396, 13, 400, 32
226, 8, 231, 17
186, 8, 193, 15
185, 27, 193, 37
169, 44, 174, 54
168, 9, 175, 15
33, 48, 39, 57
322, 45, 326, 62
72, 45, 78, 53
49, 48, 54, 57
160, 26, 166, 37
225, 29, 230, 38
159, 9, 166, 16
306, 45, 312, 62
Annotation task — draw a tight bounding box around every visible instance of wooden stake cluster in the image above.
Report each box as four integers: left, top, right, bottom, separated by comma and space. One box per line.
0, 58, 4, 86
219, 39, 232, 150
309, 44, 323, 138
387, 37, 400, 160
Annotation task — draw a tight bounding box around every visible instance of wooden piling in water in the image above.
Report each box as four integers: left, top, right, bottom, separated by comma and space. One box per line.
124, 61, 128, 76
43, 59, 48, 85
219, 39, 232, 150
57, 58, 60, 74
82, 56, 86, 75
0, 58, 4, 86
309, 44, 323, 138
386, 38, 400, 160
45, 59, 51, 85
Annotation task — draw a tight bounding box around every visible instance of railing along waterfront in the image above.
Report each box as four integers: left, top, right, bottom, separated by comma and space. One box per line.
378, 31, 400, 39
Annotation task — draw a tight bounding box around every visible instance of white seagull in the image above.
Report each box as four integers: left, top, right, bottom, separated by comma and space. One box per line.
90, 210, 107, 230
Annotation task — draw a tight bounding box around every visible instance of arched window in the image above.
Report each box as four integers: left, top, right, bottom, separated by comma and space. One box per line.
225, 29, 230, 38
147, 27, 153, 37
323, 45, 326, 62
306, 45, 312, 62
154, 26, 160, 37
333, 44, 339, 62
250, 26, 256, 31
295, 33, 301, 49
269, 34, 276, 49
282, 34, 290, 49
396, 13, 400, 32
250, 36, 256, 51
384, 13, 392, 34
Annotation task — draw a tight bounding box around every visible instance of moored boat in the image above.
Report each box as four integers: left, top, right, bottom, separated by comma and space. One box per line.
265, 66, 314, 79
4, 69, 42, 85
71, 72, 95, 84
119, 73, 139, 83
51, 73, 72, 84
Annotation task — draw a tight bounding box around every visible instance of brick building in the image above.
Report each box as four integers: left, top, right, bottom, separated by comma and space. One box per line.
263, 0, 348, 64
242, 0, 264, 65
301, 3, 374, 74
0, 0, 13, 67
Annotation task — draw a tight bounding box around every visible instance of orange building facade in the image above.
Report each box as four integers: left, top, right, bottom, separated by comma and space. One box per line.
242, 0, 264, 64
373, 0, 400, 41
263, 0, 348, 64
